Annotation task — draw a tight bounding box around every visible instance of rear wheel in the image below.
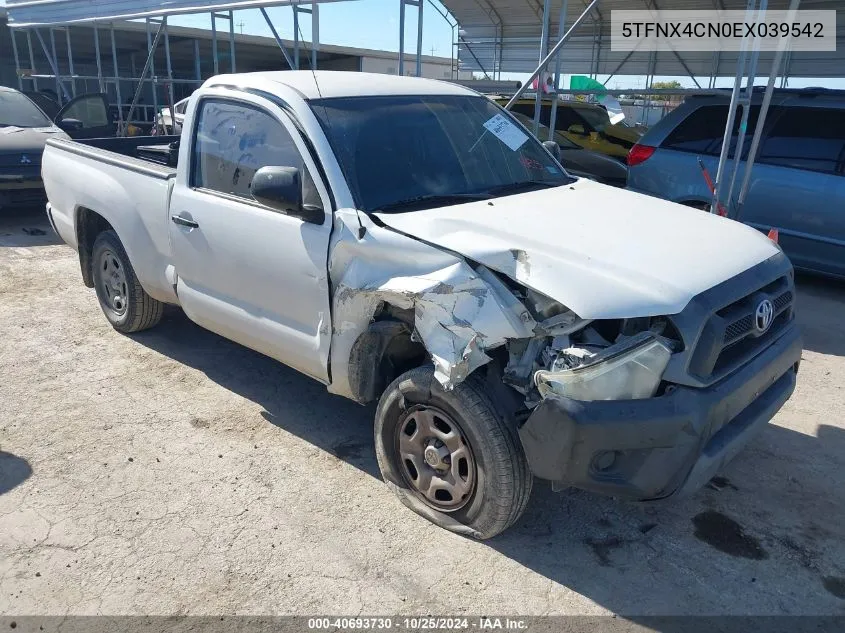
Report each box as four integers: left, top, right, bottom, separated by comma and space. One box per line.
374, 366, 532, 539
91, 230, 163, 333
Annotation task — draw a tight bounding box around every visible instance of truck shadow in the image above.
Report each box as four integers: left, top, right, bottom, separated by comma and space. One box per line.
489, 420, 845, 613
0, 206, 62, 247
0, 452, 33, 495
132, 307, 845, 614
795, 274, 845, 357
134, 307, 380, 479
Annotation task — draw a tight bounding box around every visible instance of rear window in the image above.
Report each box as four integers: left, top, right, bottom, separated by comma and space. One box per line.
662, 104, 760, 156
757, 106, 845, 175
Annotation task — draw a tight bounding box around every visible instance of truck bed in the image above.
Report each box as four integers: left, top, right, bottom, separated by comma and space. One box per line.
71, 135, 182, 171
42, 134, 183, 305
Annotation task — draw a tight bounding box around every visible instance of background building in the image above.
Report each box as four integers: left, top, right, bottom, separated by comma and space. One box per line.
0, 7, 466, 125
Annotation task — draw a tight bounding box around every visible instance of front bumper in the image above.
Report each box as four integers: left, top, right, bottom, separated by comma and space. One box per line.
0, 174, 45, 209
518, 324, 802, 501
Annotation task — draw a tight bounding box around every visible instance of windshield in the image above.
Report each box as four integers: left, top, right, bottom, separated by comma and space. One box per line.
310, 95, 574, 213
0, 91, 52, 128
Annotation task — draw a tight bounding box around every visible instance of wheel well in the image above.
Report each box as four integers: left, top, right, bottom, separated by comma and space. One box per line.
347, 316, 427, 404
76, 207, 115, 288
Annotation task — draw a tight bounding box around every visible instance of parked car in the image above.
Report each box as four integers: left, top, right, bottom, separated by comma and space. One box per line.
42, 72, 801, 539
509, 111, 628, 187
627, 88, 845, 278
0, 89, 118, 210
155, 97, 191, 134
496, 96, 643, 159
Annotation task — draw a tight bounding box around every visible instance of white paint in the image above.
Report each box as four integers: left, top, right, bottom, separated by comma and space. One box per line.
205, 70, 478, 101
376, 179, 780, 319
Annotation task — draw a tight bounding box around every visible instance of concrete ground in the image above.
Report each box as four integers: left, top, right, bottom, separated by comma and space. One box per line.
1, 206, 844, 616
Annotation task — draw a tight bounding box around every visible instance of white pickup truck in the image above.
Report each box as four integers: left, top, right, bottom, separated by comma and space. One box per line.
43, 71, 802, 539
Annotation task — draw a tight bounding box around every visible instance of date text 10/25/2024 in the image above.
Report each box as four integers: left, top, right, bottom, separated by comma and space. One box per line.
307, 618, 528, 631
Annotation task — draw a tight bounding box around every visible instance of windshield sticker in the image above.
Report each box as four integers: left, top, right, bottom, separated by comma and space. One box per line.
483, 114, 528, 151
545, 165, 561, 175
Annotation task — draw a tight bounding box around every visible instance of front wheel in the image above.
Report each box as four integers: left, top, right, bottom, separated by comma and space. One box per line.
374, 366, 532, 539
91, 230, 164, 333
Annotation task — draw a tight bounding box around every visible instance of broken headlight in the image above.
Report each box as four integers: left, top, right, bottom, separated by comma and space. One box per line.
534, 333, 673, 401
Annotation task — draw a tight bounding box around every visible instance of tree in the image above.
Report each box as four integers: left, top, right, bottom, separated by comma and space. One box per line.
651, 80, 684, 100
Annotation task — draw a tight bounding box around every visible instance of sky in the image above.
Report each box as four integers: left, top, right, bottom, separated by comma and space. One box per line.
2, 0, 842, 89
167, 1, 455, 58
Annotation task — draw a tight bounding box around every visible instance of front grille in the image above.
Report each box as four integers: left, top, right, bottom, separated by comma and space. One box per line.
724, 315, 754, 343
0, 153, 41, 168
722, 289, 793, 344
774, 290, 793, 311
686, 273, 795, 382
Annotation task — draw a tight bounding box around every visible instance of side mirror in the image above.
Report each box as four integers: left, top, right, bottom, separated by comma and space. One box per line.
250, 166, 323, 224
567, 124, 586, 135
542, 141, 561, 161
58, 118, 84, 132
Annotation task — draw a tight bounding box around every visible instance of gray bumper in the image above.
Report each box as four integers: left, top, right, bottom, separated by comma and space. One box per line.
518, 324, 802, 501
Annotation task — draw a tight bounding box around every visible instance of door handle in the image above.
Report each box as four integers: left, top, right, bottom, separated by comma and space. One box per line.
171, 215, 199, 229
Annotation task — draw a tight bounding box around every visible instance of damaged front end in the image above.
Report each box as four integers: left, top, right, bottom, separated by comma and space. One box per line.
498, 282, 681, 409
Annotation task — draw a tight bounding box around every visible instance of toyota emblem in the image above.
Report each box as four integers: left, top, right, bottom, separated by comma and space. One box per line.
20, 154, 32, 165
755, 299, 775, 334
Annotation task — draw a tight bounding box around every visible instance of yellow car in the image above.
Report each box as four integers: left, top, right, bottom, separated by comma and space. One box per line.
494, 97, 642, 159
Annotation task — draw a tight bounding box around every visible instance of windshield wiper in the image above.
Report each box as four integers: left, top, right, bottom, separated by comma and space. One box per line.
483, 180, 561, 197
375, 192, 490, 213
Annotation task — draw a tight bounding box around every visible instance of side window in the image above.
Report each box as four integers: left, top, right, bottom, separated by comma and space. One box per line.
663, 104, 760, 156
60, 95, 109, 128
757, 106, 845, 175
191, 99, 317, 204
552, 107, 587, 133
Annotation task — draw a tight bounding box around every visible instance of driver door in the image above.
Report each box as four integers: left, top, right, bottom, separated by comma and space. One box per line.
168, 94, 333, 383
54, 93, 115, 138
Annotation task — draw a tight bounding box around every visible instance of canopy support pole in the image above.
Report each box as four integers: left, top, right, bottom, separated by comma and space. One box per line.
505, 0, 600, 111
110, 26, 123, 128
736, 0, 802, 221
260, 7, 295, 69
548, 0, 569, 142
93, 26, 104, 92
109, 24, 123, 130
710, 0, 760, 212
10, 27, 23, 91
35, 28, 71, 102
125, 19, 166, 136
532, 0, 552, 136
26, 31, 39, 92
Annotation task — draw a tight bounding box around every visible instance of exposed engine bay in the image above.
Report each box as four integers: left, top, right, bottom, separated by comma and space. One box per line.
496, 273, 682, 407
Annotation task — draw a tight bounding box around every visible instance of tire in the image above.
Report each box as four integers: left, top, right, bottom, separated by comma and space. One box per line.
91, 230, 164, 333
374, 366, 532, 539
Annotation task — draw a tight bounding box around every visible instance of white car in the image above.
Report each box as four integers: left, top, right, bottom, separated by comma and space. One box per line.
41, 71, 802, 538
155, 96, 190, 134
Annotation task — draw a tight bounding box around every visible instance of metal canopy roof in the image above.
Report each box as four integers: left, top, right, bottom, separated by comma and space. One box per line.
443, 0, 845, 78
4, 0, 349, 27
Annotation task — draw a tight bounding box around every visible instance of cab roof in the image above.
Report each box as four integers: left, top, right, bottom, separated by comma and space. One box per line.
206, 71, 478, 101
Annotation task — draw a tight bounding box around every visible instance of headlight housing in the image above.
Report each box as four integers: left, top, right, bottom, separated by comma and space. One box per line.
534, 334, 673, 401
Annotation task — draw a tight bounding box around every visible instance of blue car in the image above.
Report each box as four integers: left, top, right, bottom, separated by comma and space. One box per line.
627, 89, 845, 278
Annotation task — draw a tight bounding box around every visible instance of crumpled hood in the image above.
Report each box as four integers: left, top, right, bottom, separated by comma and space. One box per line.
374, 180, 780, 319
